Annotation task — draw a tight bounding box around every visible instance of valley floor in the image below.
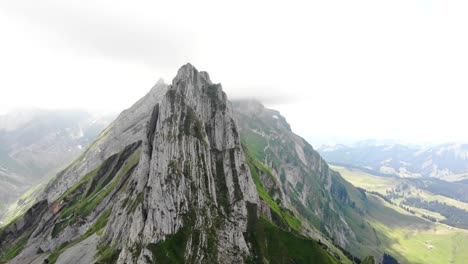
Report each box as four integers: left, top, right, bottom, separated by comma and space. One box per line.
332, 165, 468, 264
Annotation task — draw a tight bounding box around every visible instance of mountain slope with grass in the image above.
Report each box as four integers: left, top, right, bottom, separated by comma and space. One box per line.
234, 101, 377, 257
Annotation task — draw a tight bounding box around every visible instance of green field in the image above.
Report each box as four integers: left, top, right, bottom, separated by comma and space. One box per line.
330, 165, 398, 193
332, 165, 468, 264
332, 166, 468, 211
368, 194, 468, 264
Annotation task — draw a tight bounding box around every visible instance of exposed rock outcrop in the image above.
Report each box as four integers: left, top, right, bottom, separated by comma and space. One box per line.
42, 80, 168, 203
104, 64, 259, 262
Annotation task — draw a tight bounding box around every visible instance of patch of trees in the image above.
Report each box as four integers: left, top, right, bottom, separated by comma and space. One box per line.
385, 183, 409, 199
368, 191, 395, 205
327, 240, 364, 264
398, 204, 416, 214
403, 198, 468, 229
357, 187, 367, 199
408, 178, 468, 204
385, 190, 402, 199
421, 214, 437, 223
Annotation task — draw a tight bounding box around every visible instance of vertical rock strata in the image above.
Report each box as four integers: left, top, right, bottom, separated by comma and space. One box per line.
108, 64, 259, 262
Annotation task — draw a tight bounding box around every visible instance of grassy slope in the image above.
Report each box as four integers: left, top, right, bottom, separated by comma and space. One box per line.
334, 165, 468, 264
244, 146, 353, 263
330, 165, 398, 194
237, 109, 372, 262
42, 129, 133, 263
332, 165, 468, 211
0, 143, 141, 263
1, 183, 44, 227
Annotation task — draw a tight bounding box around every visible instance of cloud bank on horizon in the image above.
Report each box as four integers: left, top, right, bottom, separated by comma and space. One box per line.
0, 0, 467, 145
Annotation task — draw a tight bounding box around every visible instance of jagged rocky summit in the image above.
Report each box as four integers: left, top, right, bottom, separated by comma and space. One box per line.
0, 64, 340, 264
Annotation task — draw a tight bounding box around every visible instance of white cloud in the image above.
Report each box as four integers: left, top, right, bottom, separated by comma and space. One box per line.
0, 0, 467, 145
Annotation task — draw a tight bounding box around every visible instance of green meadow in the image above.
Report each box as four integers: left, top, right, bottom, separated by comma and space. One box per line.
333, 165, 468, 264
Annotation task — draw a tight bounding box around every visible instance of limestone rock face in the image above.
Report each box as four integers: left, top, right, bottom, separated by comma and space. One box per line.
106, 63, 259, 263
42, 80, 168, 202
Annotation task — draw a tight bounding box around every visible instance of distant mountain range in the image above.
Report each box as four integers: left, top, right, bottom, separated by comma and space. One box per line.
0, 109, 114, 219
318, 140, 468, 180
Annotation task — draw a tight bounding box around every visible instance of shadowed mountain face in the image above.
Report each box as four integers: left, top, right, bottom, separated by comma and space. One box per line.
0, 110, 113, 219
318, 141, 468, 180
0, 64, 339, 264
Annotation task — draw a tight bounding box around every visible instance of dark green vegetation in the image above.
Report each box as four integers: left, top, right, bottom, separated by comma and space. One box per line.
47, 208, 113, 264
0, 232, 31, 263
147, 234, 185, 263
408, 178, 468, 203
404, 198, 468, 229
245, 203, 339, 264
245, 150, 302, 233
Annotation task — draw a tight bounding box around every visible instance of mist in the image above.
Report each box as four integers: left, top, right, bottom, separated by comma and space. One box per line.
1, 0, 467, 146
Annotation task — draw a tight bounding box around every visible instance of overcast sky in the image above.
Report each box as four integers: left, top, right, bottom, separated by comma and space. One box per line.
1, 0, 467, 146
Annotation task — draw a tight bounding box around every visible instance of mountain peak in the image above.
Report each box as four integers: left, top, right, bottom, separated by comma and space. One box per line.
173, 63, 213, 86
176, 62, 196, 76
